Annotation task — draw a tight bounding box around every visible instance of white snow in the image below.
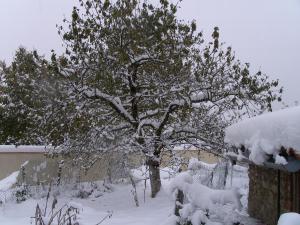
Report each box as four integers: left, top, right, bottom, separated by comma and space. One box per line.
0, 145, 52, 153
275, 155, 288, 165
0, 171, 19, 191
278, 212, 300, 225
225, 106, 300, 164
190, 91, 209, 102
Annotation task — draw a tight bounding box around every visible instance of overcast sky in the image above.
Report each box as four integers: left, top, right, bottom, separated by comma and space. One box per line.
0, 0, 299, 107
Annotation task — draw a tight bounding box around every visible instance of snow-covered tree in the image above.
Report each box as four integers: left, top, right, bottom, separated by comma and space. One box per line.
0, 49, 51, 144
50, 0, 282, 197
0, 48, 89, 145
0, 0, 282, 198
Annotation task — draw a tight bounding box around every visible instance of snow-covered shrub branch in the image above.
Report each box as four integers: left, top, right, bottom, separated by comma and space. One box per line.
169, 159, 244, 225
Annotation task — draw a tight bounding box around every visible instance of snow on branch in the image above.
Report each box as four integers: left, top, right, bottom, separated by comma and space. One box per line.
156, 100, 186, 136
83, 87, 136, 125
139, 109, 159, 120
190, 91, 210, 103
129, 54, 164, 66
137, 119, 160, 135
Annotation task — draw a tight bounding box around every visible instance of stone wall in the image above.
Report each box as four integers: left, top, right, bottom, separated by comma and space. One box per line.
248, 164, 299, 225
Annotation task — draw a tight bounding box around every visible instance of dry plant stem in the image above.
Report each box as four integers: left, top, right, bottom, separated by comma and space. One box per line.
33, 201, 79, 225
95, 211, 113, 225
129, 173, 139, 207
143, 165, 148, 203
44, 182, 52, 217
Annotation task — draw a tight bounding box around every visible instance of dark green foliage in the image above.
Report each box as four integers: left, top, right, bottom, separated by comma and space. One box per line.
0, 48, 92, 145
14, 184, 31, 203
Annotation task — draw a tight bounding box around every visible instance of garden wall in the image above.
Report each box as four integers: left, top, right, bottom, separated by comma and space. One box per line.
0, 146, 219, 186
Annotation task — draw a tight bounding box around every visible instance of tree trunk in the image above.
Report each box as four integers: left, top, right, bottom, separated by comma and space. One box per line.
147, 158, 161, 198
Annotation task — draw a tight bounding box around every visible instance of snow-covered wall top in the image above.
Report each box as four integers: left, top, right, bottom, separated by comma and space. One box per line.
0, 145, 52, 153
225, 106, 300, 164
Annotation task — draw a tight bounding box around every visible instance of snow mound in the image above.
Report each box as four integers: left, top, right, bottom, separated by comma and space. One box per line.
0, 171, 19, 191
278, 213, 300, 225
169, 171, 193, 193
225, 106, 300, 164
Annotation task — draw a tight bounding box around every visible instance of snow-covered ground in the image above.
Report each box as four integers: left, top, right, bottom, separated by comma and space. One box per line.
0, 183, 174, 225
0, 171, 19, 192
0, 177, 177, 225
0, 162, 258, 225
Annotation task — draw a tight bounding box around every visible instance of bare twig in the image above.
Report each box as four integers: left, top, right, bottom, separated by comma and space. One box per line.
95, 211, 113, 225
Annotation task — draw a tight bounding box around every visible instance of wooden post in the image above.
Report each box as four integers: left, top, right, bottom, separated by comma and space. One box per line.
174, 189, 184, 216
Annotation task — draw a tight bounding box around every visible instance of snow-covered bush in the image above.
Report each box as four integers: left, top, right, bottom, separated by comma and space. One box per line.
73, 189, 93, 199
13, 184, 31, 203
169, 159, 245, 225
72, 181, 112, 199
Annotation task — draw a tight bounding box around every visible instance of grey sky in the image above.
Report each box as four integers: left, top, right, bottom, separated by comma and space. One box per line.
0, 0, 299, 107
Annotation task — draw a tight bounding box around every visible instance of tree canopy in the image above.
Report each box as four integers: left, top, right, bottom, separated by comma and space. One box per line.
0, 0, 282, 197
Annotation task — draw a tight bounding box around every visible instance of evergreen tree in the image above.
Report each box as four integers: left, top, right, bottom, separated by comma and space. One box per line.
0, 48, 89, 145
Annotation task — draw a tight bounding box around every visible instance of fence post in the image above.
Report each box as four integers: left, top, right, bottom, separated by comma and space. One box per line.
174, 189, 184, 216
